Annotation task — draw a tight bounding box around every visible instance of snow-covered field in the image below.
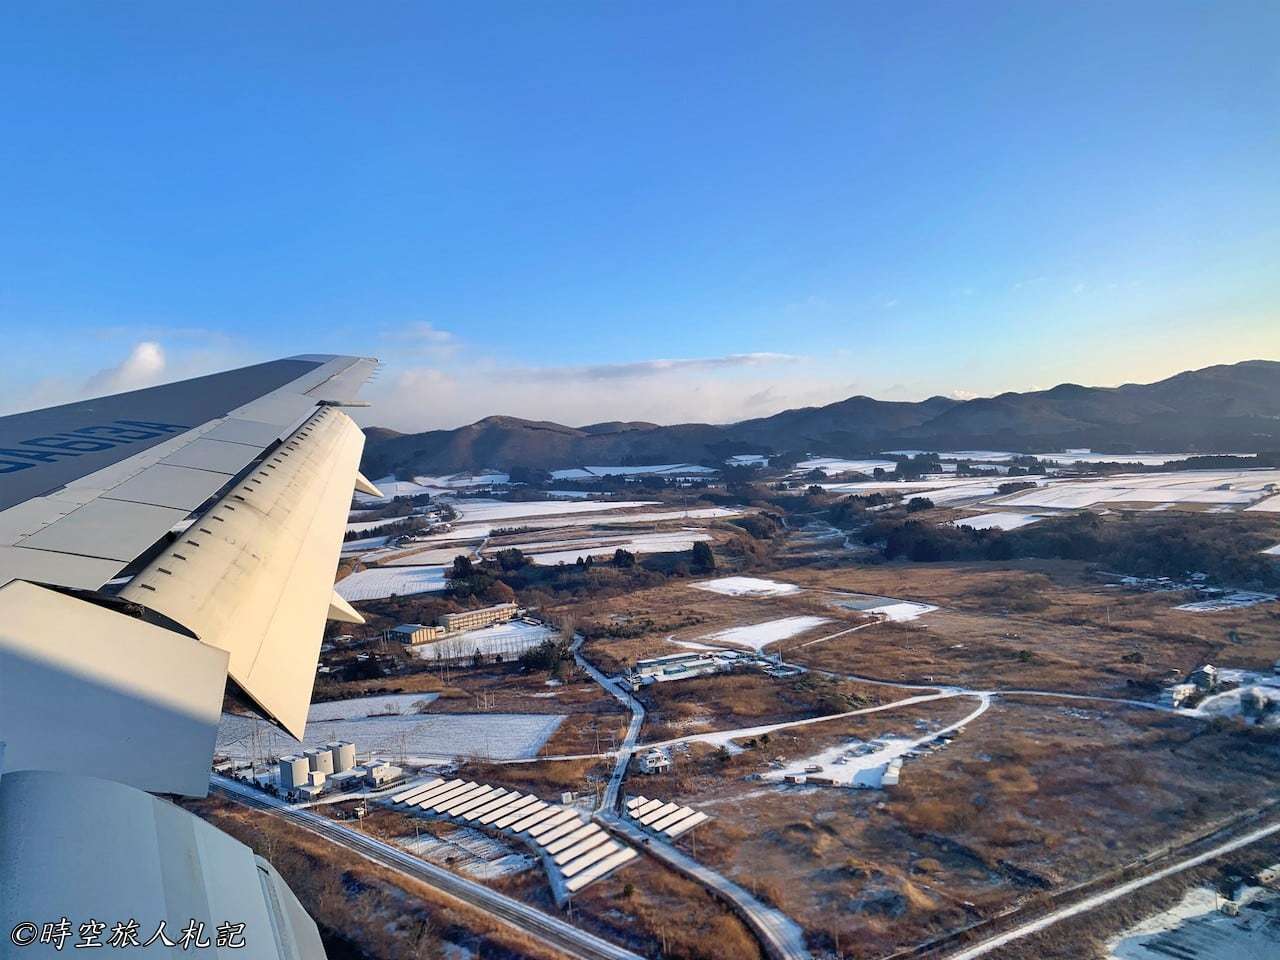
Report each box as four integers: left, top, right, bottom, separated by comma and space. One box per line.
1037, 450, 1249, 467
451, 498, 658, 523
335, 565, 448, 601
380, 545, 475, 566
692, 576, 802, 597
341, 534, 391, 554
417, 472, 511, 488
796, 457, 898, 475
701, 616, 832, 652
309, 693, 440, 721
373, 507, 739, 567
950, 512, 1047, 531
411, 620, 555, 661
725, 454, 769, 466
346, 516, 416, 534
355, 477, 448, 504
885, 449, 1016, 462
378, 507, 739, 559
922, 483, 1009, 505
818, 477, 1015, 503
1263, 543, 1280, 556
217, 709, 566, 762
524, 530, 711, 565
998, 469, 1280, 511
549, 463, 716, 480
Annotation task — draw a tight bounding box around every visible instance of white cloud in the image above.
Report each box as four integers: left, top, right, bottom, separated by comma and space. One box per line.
949, 388, 979, 401
83, 341, 167, 396
0, 337, 253, 416
511, 352, 800, 383
385, 321, 456, 346
380, 322, 460, 362
360, 352, 844, 431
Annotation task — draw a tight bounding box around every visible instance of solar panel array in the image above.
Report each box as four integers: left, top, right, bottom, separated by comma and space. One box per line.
388, 778, 637, 894
624, 794, 709, 839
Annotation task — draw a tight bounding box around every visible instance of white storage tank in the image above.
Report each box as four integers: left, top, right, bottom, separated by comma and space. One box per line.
304, 748, 334, 775
327, 740, 356, 774
278, 755, 308, 790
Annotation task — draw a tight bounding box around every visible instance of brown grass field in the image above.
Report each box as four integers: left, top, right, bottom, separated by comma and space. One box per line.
627, 694, 1280, 958
636, 671, 894, 742
556, 559, 1280, 695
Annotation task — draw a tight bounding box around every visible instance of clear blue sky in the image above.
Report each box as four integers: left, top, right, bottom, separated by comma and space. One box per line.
1, 2, 1277, 429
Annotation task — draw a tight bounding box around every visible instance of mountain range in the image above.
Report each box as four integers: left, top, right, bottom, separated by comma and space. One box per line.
361, 360, 1280, 476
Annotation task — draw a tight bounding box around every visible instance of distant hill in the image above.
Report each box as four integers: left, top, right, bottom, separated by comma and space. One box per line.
361, 360, 1280, 476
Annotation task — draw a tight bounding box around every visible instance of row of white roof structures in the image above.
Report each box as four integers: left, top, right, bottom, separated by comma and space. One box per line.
624, 795, 709, 838
389, 777, 636, 901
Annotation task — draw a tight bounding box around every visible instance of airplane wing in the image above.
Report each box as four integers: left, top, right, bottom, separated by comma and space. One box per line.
0, 354, 381, 795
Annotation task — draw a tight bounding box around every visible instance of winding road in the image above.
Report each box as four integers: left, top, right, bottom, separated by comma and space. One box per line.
571, 633, 645, 812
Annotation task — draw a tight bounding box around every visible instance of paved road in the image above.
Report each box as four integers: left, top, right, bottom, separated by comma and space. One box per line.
798, 621, 873, 648
211, 776, 643, 960
942, 817, 1280, 959
598, 812, 811, 960
639, 690, 969, 750
571, 634, 644, 812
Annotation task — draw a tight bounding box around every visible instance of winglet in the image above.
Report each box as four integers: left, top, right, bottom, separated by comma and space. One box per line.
354, 472, 383, 497
328, 591, 365, 625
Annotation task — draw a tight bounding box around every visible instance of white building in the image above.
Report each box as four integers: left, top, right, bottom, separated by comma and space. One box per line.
365, 760, 402, 787
639, 750, 671, 774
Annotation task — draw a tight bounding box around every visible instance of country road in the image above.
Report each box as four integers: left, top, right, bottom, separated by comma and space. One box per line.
571, 632, 645, 812
210, 776, 643, 960
598, 811, 812, 960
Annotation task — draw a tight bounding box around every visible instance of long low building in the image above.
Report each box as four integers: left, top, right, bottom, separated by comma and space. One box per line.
385, 603, 522, 647
439, 602, 519, 633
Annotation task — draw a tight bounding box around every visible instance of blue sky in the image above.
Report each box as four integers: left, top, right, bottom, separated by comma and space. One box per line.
1, 2, 1277, 429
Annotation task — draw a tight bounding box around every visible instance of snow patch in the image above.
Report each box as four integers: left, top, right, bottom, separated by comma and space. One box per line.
692, 576, 802, 598
701, 616, 832, 652
949, 512, 1047, 531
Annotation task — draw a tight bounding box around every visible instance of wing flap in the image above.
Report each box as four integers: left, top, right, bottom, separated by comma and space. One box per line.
119, 407, 367, 738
